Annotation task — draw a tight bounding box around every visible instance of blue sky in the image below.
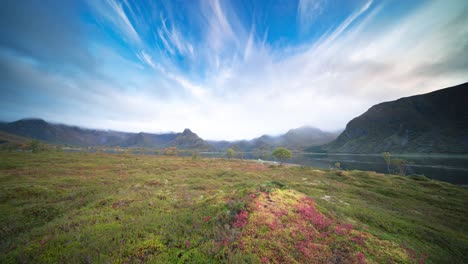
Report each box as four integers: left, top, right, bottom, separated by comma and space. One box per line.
1, 0, 467, 140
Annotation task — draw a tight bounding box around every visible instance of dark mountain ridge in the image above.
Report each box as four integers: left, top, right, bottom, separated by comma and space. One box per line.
0, 119, 210, 150
321, 82, 468, 153
0, 119, 338, 152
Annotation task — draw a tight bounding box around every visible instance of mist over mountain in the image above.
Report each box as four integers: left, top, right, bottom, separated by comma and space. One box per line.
319, 82, 468, 154
282, 126, 340, 149
209, 126, 339, 152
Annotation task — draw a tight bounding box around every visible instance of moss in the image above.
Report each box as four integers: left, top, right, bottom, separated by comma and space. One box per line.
0, 152, 466, 263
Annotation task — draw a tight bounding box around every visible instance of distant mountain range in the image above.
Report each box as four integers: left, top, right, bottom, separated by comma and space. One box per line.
0, 119, 211, 150
318, 82, 468, 154
210, 126, 339, 152
0, 119, 338, 151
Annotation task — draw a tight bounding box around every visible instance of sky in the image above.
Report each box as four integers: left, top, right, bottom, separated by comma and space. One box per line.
0, 0, 467, 140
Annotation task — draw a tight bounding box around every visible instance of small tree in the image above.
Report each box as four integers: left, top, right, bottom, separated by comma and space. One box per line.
226, 148, 236, 159
382, 152, 391, 173
391, 158, 411, 176
334, 162, 341, 170
164, 146, 178, 156
29, 140, 43, 153
272, 147, 292, 164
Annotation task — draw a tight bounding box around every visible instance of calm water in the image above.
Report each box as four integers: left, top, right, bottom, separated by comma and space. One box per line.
201, 152, 468, 185
63, 148, 468, 185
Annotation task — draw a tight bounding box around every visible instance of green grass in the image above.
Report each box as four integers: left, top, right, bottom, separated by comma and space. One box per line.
0, 152, 467, 263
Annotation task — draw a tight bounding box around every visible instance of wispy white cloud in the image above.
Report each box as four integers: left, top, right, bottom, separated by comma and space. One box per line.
319, 0, 373, 46
87, 0, 141, 43
199, 0, 248, 71
157, 27, 175, 55
157, 14, 194, 57
137, 50, 207, 99
206, 0, 238, 48
297, 0, 327, 33
136, 50, 155, 69
243, 26, 255, 61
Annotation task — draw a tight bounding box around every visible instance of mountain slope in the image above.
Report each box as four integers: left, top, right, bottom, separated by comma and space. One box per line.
120, 132, 178, 148
0, 131, 34, 146
167, 129, 212, 149
0, 118, 130, 146
0, 119, 210, 149
322, 82, 468, 153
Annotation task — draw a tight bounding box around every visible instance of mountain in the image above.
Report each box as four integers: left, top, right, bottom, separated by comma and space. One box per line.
0, 119, 210, 150
320, 82, 468, 153
0, 118, 129, 146
0, 119, 335, 152
120, 132, 178, 148
281, 126, 339, 149
210, 126, 339, 152
166, 129, 212, 149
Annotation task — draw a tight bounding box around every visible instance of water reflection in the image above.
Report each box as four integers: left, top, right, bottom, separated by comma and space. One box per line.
202, 152, 468, 185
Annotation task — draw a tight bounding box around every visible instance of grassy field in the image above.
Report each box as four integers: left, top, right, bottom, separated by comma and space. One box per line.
0, 152, 467, 263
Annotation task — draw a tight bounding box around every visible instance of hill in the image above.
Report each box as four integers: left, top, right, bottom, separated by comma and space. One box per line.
320, 82, 468, 153
0, 152, 466, 263
0, 119, 210, 150
281, 126, 339, 149
0, 131, 35, 147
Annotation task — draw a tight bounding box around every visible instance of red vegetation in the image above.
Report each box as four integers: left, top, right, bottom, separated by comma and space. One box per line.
335, 223, 352, 235
296, 197, 332, 231
356, 251, 366, 264
217, 189, 421, 263
229, 190, 376, 263
233, 209, 249, 228
403, 244, 428, 264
